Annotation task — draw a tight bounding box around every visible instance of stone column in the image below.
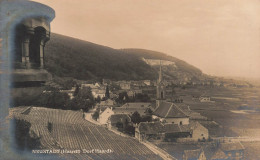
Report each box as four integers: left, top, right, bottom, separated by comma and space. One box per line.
22, 36, 30, 69
39, 40, 45, 69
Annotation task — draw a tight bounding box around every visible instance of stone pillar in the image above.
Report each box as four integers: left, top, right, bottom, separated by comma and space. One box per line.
22, 36, 30, 69
39, 40, 45, 69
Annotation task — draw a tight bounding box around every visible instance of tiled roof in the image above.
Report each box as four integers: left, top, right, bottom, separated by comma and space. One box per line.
183, 149, 203, 159
153, 101, 188, 118
220, 142, 245, 151
113, 107, 147, 115
138, 122, 165, 134
203, 142, 244, 159
210, 148, 229, 160
121, 103, 151, 108
109, 114, 131, 124
138, 122, 194, 134
99, 99, 115, 106
164, 124, 191, 133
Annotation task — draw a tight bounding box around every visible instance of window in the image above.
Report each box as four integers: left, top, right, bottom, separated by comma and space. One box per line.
180, 121, 183, 125
14, 25, 25, 63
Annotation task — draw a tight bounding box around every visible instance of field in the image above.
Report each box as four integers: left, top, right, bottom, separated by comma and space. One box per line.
175, 87, 260, 137
158, 86, 260, 159
10, 107, 162, 160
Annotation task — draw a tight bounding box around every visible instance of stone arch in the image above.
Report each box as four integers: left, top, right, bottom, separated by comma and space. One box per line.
29, 26, 47, 68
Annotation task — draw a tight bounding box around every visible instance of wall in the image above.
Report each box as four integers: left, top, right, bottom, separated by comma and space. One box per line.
160, 117, 189, 125
192, 125, 209, 141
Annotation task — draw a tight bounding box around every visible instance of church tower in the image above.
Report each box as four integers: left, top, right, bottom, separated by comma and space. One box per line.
156, 60, 166, 107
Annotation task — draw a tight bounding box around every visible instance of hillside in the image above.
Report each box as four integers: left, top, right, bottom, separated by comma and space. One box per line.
122, 49, 204, 81
44, 33, 204, 81
10, 107, 162, 159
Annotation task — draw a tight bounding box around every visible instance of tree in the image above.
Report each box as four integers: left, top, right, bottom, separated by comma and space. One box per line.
116, 92, 129, 104
145, 108, 153, 115
13, 119, 41, 151
70, 87, 96, 112
124, 125, 135, 135
134, 93, 151, 102
92, 110, 99, 120
73, 84, 80, 97
36, 88, 70, 109
131, 111, 141, 124
95, 95, 101, 103
105, 85, 110, 99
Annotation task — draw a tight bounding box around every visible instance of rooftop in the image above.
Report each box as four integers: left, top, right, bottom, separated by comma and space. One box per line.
153, 101, 188, 118
183, 148, 203, 159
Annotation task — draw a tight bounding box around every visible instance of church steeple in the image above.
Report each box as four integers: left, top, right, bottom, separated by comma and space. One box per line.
158, 60, 163, 83
156, 60, 166, 107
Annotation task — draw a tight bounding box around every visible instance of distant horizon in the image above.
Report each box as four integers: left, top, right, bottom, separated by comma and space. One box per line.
34, 0, 260, 79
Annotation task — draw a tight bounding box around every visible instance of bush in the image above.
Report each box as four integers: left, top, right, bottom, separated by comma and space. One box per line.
13, 119, 41, 151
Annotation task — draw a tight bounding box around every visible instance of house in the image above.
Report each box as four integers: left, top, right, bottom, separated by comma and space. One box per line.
97, 99, 115, 107
127, 90, 135, 98
203, 142, 245, 160
189, 121, 209, 141
81, 83, 97, 89
119, 82, 131, 90
153, 62, 189, 125
178, 104, 207, 120
220, 142, 245, 160
199, 96, 211, 102
135, 121, 208, 142
143, 80, 151, 86
135, 122, 165, 141
59, 87, 76, 99
92, 89, 106, 99
153, 101, 189, 125
98, 107, 114, 125
113, 102, 152, 116
209, 148, 229, 160
107, 114, 131, 130
121, 102, 151, 109
164, 123, 191, 141
183, 149, 206, 160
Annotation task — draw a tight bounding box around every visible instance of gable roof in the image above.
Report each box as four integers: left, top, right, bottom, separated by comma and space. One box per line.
220, 142, 245, 151
99, 99, 115, 106
164, 123, 191, 133
109, 114, 131, 124
138, 122, 165, 134
188, 121, 206, 131
153, 102, 188, 118
210, 148, 229, 160
121, 102, 151, 108
100, 107, 114, 115
138, 122, 195, 135
183, 149, 203, 159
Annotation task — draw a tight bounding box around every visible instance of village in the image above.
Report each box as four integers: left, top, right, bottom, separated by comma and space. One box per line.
3, 0, 260, 159
54, 63, 245, 160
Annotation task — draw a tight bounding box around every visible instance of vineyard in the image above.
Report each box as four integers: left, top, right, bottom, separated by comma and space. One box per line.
10, 107, 162, 160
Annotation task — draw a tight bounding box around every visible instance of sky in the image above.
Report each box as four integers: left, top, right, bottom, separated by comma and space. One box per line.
32, 0, 260, 78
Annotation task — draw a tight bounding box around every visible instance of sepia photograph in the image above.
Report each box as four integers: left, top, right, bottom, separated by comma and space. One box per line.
0, 0, 260, 159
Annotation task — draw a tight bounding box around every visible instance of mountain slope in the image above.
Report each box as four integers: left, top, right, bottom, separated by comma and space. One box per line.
44, 33, 157, 80
121, 48, 203, 81
44, 33, 204, 81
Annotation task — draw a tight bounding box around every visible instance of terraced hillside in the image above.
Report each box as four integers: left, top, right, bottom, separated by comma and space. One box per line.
10, 107, 161, 160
